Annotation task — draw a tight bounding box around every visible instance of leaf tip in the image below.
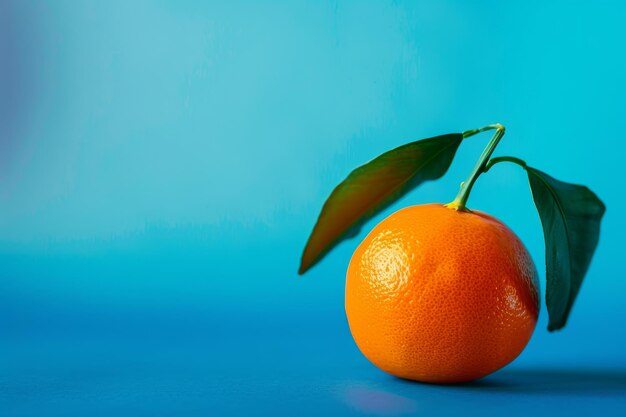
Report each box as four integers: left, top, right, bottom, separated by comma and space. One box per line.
547, 323, 564, 332
298, 251, 314, 275
547, 314, 568, 332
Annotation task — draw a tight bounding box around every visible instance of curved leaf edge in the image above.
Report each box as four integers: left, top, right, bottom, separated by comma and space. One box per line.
299, 133, 463, 275
485, 156, 606, 331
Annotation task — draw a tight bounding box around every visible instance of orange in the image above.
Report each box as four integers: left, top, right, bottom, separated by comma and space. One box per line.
345, 204, 539, 383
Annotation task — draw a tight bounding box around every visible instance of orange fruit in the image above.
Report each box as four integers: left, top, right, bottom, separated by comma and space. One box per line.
345, 203, 539, 383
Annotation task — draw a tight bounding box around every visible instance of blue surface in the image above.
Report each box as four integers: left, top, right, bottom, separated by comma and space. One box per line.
2, 1, 626, 415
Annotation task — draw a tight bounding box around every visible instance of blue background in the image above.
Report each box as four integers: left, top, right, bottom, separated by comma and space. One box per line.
2, 1, 625, 415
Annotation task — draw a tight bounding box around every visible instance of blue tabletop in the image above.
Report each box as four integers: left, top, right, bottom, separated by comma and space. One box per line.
4, 304, 626, 416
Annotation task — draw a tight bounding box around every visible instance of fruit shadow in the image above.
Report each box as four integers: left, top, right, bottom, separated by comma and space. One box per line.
397, 367, 626, 396
339, 368, 626, 415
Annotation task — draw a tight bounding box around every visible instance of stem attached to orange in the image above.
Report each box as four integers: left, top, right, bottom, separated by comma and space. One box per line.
446, 123, 506, 211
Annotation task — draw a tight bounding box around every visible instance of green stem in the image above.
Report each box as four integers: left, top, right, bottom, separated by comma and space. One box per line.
484, 156, 527, 172
447, 123, 506, 211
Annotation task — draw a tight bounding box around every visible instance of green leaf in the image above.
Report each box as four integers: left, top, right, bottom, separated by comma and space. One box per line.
299, 133, 463, 274
526, 167, 606, 331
